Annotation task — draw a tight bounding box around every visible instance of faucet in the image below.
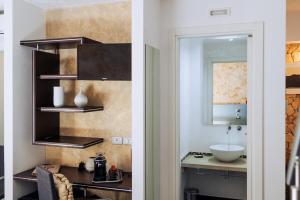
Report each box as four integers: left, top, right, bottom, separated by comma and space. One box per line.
226, 125, 232, 134
235, 109, 241, 119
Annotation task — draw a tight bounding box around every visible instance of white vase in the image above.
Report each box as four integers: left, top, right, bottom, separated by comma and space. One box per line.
85, 157, 95, 172
74, 88, 88, 108
53, 86, 64, 107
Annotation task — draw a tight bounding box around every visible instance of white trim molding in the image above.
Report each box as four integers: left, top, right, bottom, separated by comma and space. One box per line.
132, 0, 145, 199
168, 22, 264, 200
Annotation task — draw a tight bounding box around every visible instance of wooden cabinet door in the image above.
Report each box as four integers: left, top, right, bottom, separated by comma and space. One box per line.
77, 43, 131, 81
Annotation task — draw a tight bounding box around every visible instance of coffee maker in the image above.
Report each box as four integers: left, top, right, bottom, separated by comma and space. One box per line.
94, 154, 107, 181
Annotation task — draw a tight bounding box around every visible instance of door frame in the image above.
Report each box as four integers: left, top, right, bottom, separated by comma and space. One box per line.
168, 22, 264, 200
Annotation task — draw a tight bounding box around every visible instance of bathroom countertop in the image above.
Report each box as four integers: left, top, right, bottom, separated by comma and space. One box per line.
181, 154, 247, 172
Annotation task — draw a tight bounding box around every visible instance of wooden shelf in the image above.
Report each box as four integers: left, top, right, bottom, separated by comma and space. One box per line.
286, 88, 300, 94
20, 37, 102, 50
14, 166, 132, 193
39, 74, 78, 80
34, 136, 104, 148
40, 106, 104, 113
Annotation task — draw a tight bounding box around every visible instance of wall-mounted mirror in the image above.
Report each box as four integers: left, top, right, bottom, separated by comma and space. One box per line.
204, 35, 248, 125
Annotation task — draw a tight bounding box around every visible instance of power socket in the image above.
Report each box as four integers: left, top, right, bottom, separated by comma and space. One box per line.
112, 137, 123, 145
123, 137, 132, 145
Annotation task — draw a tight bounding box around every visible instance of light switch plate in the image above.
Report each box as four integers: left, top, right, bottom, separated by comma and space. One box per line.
112, 137, 123, 145
123, 137, 132, 145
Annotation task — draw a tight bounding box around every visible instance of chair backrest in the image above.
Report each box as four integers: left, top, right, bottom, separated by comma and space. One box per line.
36, 166, 58, 200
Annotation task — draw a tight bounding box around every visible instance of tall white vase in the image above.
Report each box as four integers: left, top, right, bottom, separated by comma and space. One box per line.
74, 88, 88, 108
53, 86, 64, 107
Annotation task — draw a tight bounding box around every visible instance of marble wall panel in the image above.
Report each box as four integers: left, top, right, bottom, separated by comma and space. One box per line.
213, 62, 247, 104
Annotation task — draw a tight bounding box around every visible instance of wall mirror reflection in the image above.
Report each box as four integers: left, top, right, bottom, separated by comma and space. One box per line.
204, 37, 248, 125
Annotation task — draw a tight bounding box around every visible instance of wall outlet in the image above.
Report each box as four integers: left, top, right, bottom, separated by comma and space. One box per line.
123, 137, 132, 145
112, 137, 123, 145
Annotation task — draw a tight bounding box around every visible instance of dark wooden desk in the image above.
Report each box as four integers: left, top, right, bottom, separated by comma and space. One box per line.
14, 166, 132, 193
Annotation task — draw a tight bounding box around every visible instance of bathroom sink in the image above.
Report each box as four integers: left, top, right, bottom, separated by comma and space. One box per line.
209, 144, 245, 162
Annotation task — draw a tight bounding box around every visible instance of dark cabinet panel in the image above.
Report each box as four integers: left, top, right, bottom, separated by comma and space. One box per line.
77, 43, 131, 81
33, 50, 60, 142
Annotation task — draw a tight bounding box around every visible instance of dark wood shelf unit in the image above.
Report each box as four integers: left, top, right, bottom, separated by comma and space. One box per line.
31, 48, 104, 148
40, 106, 104, 113
14, 166, 132, 193
21, 36, 131, 148
39, 74, 78, 80
20, 37, 102, 50
33, 136, 103, 148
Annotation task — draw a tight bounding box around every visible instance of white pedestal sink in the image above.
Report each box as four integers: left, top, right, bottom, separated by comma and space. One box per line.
209, 144, 245, 162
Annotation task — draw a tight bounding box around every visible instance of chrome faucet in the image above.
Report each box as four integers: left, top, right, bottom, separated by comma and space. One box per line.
226, 125, 232, 134
235, 109, 241, 119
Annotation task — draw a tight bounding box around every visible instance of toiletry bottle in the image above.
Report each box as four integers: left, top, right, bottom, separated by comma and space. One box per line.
108, 165, 118, 180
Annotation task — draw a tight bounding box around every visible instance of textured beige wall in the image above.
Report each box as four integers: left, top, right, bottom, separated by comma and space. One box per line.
213, 62, 247, 104
286, 43, 300, 64
286, 95, 300, 161
45, 3, 131, 199
286, 44, 300, 163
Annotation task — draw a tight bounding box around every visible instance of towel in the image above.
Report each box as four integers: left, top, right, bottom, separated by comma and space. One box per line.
53, 173, 74, 200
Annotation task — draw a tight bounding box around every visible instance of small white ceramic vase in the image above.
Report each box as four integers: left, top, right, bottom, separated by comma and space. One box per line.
53, 86, 64, 107
85, 157, 95, 172
74, 88, 88, 108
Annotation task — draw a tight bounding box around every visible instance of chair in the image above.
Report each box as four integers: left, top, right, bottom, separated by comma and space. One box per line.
36, 166, 58, 200
36, 166, 110, 200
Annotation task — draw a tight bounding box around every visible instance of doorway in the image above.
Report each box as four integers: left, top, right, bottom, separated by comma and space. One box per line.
168, 23, 264, 200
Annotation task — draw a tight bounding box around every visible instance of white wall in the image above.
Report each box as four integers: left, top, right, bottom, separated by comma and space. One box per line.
179, 38, 203, 159
4, 0, 46, 199
160, 0, 285, 200
144, 0, 160, 48
287, 11, 300, 41
0, 14, 4, 51
132, 0, 161, 199
0, 14, 3, 32
132, 0, 145, 199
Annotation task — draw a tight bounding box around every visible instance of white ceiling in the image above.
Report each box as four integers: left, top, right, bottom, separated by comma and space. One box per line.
25, 0, 127, 9
287, 0, 300, 11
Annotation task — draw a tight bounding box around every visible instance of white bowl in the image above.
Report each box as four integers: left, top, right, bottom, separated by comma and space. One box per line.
209, 144, 245, 162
